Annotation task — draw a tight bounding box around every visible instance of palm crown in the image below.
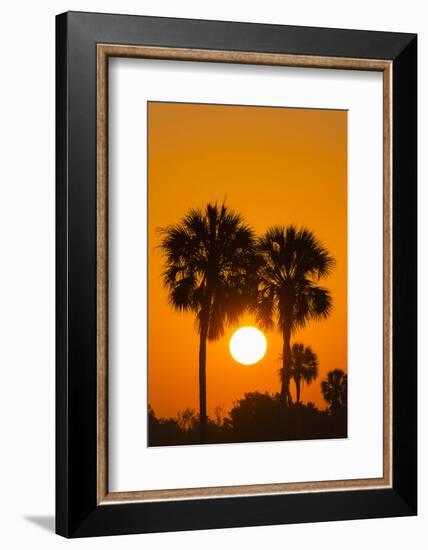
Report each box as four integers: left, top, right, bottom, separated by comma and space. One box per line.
160, 202, 258, 340
256, 225, 334, 332
321, 369, 347, 412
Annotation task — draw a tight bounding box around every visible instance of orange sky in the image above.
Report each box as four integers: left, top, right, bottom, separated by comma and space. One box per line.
148, 102, 347, 418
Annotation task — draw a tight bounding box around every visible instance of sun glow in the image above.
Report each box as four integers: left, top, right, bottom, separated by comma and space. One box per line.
229, 327, 267, 365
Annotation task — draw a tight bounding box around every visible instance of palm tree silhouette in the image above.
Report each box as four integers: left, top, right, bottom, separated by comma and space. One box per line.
321, 369, 347, 413
281, 343, 318, 404
160, 202, 258, 443
256, 226, 334, 407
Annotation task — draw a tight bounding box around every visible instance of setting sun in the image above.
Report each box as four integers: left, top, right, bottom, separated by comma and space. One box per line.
229, 327, 267, 365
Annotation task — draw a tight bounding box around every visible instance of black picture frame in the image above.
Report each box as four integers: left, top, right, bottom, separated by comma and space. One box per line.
56, 11, 417, 538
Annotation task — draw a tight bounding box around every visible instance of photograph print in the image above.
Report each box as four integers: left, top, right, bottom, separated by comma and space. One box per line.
148, 101, 347, 446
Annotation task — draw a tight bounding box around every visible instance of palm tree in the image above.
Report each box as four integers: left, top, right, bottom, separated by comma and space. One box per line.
256, 226, 334, 407
285, 343, 318, 404
321, 369, 347, 413
160, 202, 258, 443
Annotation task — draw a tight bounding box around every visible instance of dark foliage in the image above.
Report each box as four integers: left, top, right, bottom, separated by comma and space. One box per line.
158, 206, 338, 445
148, 392, 347, 447
321, 369, 348, 414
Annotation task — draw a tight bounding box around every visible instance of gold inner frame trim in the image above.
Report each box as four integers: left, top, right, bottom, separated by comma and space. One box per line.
96, 44, 393, 505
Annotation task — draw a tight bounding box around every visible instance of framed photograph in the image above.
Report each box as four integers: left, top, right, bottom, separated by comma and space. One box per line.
56, 11, 417, 537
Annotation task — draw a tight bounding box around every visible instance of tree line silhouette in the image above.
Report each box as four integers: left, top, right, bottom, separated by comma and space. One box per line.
149, 369, 347, 446
154, 201, 346, 446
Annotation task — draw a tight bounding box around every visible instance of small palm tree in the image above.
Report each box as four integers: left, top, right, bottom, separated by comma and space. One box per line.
321, 369, 347, 413
284, 343, 318, 404
160, 202, 258, 443
256, 225, 334, 406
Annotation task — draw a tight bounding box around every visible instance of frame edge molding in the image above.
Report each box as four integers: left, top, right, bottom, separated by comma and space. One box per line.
56, 12, 417, 537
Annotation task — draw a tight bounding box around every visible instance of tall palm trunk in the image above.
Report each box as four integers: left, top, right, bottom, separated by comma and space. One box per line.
295, 376, 301, 404
280, 323, 292, 407
198, 284, 213, 444
198, 318, 208, 443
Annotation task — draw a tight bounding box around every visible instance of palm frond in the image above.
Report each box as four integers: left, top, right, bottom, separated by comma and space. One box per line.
293, 282, 332, 330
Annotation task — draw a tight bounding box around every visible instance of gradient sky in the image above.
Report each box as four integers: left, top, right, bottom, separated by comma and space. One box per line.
148, 101, 347, 418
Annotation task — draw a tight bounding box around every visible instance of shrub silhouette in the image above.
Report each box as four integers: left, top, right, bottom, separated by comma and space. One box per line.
148, 390, 347, 447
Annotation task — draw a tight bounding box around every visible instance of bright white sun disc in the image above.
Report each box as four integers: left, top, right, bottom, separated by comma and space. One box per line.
229, 327, 267, 365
